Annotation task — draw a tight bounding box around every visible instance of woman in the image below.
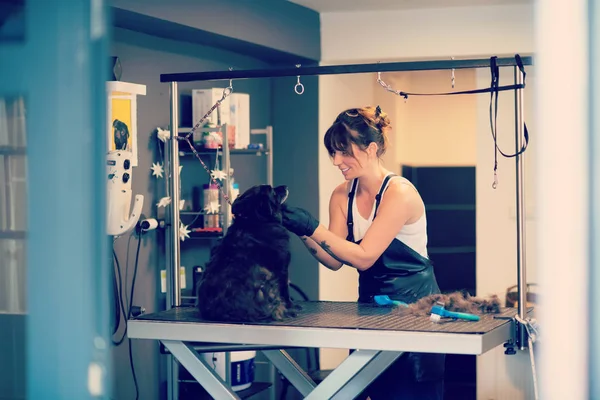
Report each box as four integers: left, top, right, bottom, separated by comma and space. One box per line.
281, 105, 445, 400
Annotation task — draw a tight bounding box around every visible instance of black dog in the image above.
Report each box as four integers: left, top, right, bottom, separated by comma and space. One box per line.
113, 119, 130, 151
196, 184, 299, 322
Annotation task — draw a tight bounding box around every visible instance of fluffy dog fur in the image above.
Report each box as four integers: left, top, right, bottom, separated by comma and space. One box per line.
196, 184, 299, 322
405, 291, 502, 316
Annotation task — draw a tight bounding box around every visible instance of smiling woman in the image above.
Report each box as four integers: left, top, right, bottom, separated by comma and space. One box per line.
281, 104, 445, 400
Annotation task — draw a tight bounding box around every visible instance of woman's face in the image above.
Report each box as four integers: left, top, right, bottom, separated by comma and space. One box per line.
331, 143, 370, 180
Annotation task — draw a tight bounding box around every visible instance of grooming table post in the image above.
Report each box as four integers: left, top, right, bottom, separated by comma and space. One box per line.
261, 350, 317, 396
327, 350, 403, 400
304, 350, 403, 400
162, 340, 241, 400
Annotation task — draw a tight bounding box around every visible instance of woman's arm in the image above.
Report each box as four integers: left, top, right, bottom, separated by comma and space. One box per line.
310, 182, 415, 271
298, 183, 349, 271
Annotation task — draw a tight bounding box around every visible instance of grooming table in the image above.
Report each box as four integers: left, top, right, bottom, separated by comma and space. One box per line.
129, 301, 517, 399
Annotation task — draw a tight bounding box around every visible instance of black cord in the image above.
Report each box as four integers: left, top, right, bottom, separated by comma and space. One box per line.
128, 338, 139, 400
111, 231, 142, 400
128, 232, 142, 319
127, 231, 142, 400
112, 250, 128, 346
111, 252, 120, 336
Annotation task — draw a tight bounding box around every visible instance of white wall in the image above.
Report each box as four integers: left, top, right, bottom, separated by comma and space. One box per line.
320, 4, 534, 63
393, 69, 478, 167
317, 72, 374, 369
318, 72, 375, 303
317, 2, 538, 394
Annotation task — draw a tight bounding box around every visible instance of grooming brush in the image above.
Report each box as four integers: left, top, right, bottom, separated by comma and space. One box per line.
430, 301, 480, 323
373, 295, 409, 308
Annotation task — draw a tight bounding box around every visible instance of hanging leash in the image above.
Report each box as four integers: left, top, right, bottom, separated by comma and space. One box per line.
377, 54, 530, 189
175, 84, 234, 206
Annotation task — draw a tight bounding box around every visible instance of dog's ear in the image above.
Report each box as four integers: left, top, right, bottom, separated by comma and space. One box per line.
274, 185, 288, 204
232, 185, 283, 221
231, 185, 261, 218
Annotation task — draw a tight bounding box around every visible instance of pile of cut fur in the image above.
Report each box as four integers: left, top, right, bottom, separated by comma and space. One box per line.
403, 291, 502, 316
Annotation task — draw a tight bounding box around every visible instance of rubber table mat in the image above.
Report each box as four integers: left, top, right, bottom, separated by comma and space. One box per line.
136, 301, 517, 334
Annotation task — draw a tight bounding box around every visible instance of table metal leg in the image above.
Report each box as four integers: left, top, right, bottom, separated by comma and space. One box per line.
330, 350, 403, 400
261, 350, 317, 397
305, 350, 403, 400
162, 340, 241, 400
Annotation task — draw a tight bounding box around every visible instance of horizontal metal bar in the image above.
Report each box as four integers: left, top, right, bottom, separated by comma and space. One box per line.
160, 56, 534, 83
0, 146, 26, 155
161, 341, 297, 353
428, 246, 476, 254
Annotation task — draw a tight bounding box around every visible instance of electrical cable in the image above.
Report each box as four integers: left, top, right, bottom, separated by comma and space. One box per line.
111, 229, 142, 400
112, 249, 128, 346
126, 230, 142, 400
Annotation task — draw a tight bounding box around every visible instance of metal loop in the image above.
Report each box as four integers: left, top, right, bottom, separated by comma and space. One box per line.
222, 86, 233, 97
295, 80, 304, 95
294, 64, 304, 95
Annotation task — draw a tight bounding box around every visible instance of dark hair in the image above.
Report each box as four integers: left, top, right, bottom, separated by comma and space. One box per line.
324, 105, 391, 158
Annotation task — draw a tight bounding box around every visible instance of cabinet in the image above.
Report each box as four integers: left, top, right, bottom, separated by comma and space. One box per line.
0, 95, 27, 400
162, 123, 276, 400
402, 165, 477, 400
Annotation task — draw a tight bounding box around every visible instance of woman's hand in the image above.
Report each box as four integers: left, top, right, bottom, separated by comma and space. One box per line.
281, 204, 320, 237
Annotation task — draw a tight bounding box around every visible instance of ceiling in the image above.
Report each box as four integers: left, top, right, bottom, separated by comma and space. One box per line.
289, 0, 531, 13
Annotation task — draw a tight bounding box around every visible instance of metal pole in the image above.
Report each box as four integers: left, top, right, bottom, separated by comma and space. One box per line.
168, 81, 182, 308
166, 81, 182, 400
159, 56, 534, 83
514, 66, 528, 349
267, 126, 273, 186
223, 124, 231, 233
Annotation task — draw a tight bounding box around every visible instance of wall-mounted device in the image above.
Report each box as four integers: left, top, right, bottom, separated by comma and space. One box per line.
105, 80, 146, 236
106, 150, 143, 236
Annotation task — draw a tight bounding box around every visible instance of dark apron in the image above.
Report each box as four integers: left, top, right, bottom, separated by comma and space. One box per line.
347, 174, 445, 385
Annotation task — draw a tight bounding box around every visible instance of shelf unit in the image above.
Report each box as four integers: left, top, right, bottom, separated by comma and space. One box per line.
0, 96, 27, 400
163, 93, 275, 399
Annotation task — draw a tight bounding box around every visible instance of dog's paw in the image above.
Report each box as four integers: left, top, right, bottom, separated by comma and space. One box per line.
284, 307, 298, 318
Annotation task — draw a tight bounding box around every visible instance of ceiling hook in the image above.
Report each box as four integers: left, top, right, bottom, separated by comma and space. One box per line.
294, 64, 304, 95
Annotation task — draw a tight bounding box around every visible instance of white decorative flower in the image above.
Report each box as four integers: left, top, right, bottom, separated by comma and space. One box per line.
210, 169, 227, 181
179, 222, 191, 241
151, 162, 164, 178
204, 202, 220, 214
157, 127, 170, 143
156, 196, 171, 208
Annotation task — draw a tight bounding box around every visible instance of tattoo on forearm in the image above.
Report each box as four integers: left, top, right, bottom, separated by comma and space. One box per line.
301, 236, 318, 256
319, 241, 352, 266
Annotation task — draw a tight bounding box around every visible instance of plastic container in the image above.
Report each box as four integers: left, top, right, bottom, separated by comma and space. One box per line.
203, 183, 219, 207
230, 351, 256, 391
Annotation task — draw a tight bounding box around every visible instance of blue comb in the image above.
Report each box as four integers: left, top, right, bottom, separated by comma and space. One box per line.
374, 295, 409, 308
430, 301, 480, 323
